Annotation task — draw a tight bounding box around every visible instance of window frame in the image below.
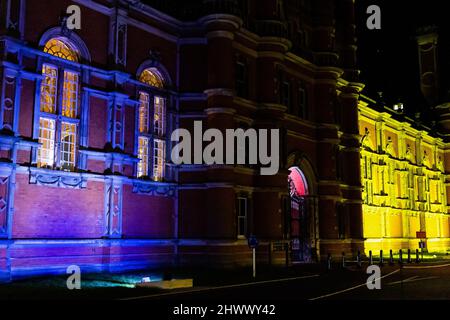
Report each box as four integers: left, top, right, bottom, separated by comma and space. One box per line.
235, 59, 248, 98
281, 80, 292, 112
298, 86, 308, 119
36, 41, 81, 172
236, 196, 248, 238
137, 136, 150, 178
136, 69, 167, 181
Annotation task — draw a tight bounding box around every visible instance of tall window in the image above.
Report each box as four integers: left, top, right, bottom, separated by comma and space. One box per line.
60, 122, 77, 170
37, 118, 55, 168
153, 96, 165, 136
137, 68, 166, 181
38, 38, 79, 171
236, 196, 248, 238
40, 65, 58, 113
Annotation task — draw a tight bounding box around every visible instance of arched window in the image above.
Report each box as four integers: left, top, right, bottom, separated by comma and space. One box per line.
43, 38, 79, 62
37, 38, 80, 171
137, 68, 166, 181
139, 68, 164, 89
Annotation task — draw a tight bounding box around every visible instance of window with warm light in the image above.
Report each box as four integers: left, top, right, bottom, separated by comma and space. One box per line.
153, 139, 165, 181
137, 68, 166, 181
139, 92, 150, 133
153, 96, 165, 136
38, 38, 79, 171
137, 136, 149, 178
60, 122, 77, 171
40, 65, 58, 113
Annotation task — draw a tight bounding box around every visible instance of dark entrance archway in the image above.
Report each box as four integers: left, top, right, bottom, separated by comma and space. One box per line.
288, 166, 310, 262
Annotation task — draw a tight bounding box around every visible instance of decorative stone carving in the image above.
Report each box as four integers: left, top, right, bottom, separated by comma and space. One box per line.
29, 171, 87, 189
132, 182, 175, 197
0, 177, 8, 236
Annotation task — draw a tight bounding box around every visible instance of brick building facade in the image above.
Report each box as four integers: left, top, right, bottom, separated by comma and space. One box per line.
1, 0, 444, 282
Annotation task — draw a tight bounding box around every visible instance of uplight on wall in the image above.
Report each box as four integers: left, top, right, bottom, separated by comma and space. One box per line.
393, 103, 404, 112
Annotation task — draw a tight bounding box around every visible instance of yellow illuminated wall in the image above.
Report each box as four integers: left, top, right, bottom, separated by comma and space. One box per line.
358, 101, 450, 253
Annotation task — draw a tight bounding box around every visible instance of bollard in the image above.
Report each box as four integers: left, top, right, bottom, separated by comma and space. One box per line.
327, 253, 332, 270
285, 243, 289, 268
369, 250, 373, 265
357, 250, 362, 268
399, 249, 403, 265
389, 249, 394, 265
341, 252, 345, 268
407, 249, 412, 263
379, 250, 384, 266
416, 249, 420, 263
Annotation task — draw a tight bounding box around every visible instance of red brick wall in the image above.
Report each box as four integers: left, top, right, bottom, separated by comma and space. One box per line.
88, 97, 107, 149
16, 150, 31, 164
179, 188, 235, 239
25, 0, 73, 44
122, 185, 174, 238
123, 164, 134, 177
126, 25, 177, 79
86, 159, 105, 174
12, 175, 104, 238
253, 192, 282, 239
19, 79, 34, 138
124, 105, 135, 154
25, 0, 109, 65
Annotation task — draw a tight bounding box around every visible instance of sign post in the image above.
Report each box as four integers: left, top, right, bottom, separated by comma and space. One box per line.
416, 231, 426, 261
248, 235, 259, 279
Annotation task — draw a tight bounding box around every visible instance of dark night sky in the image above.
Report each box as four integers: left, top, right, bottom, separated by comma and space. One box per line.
355, 0, 450, 117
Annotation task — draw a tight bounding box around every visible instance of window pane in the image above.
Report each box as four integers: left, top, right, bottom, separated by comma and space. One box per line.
37, 118, 56, 168
153, 139, 165, 181
298, 87, 307, 119
137, 137, 149, 178
62, 71, 79, 118
153, 96, 165, 136
60, 122, 77, 171
139, 92, 149, 133
235, 61, 248, 98
236, 197, 248, 237
40, 65, 58, 113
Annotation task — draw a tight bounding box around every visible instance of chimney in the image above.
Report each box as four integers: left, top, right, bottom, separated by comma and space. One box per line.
416, 27, 439, 105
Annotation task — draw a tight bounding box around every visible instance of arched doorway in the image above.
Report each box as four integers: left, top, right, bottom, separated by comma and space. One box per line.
288, 166, 310, 262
